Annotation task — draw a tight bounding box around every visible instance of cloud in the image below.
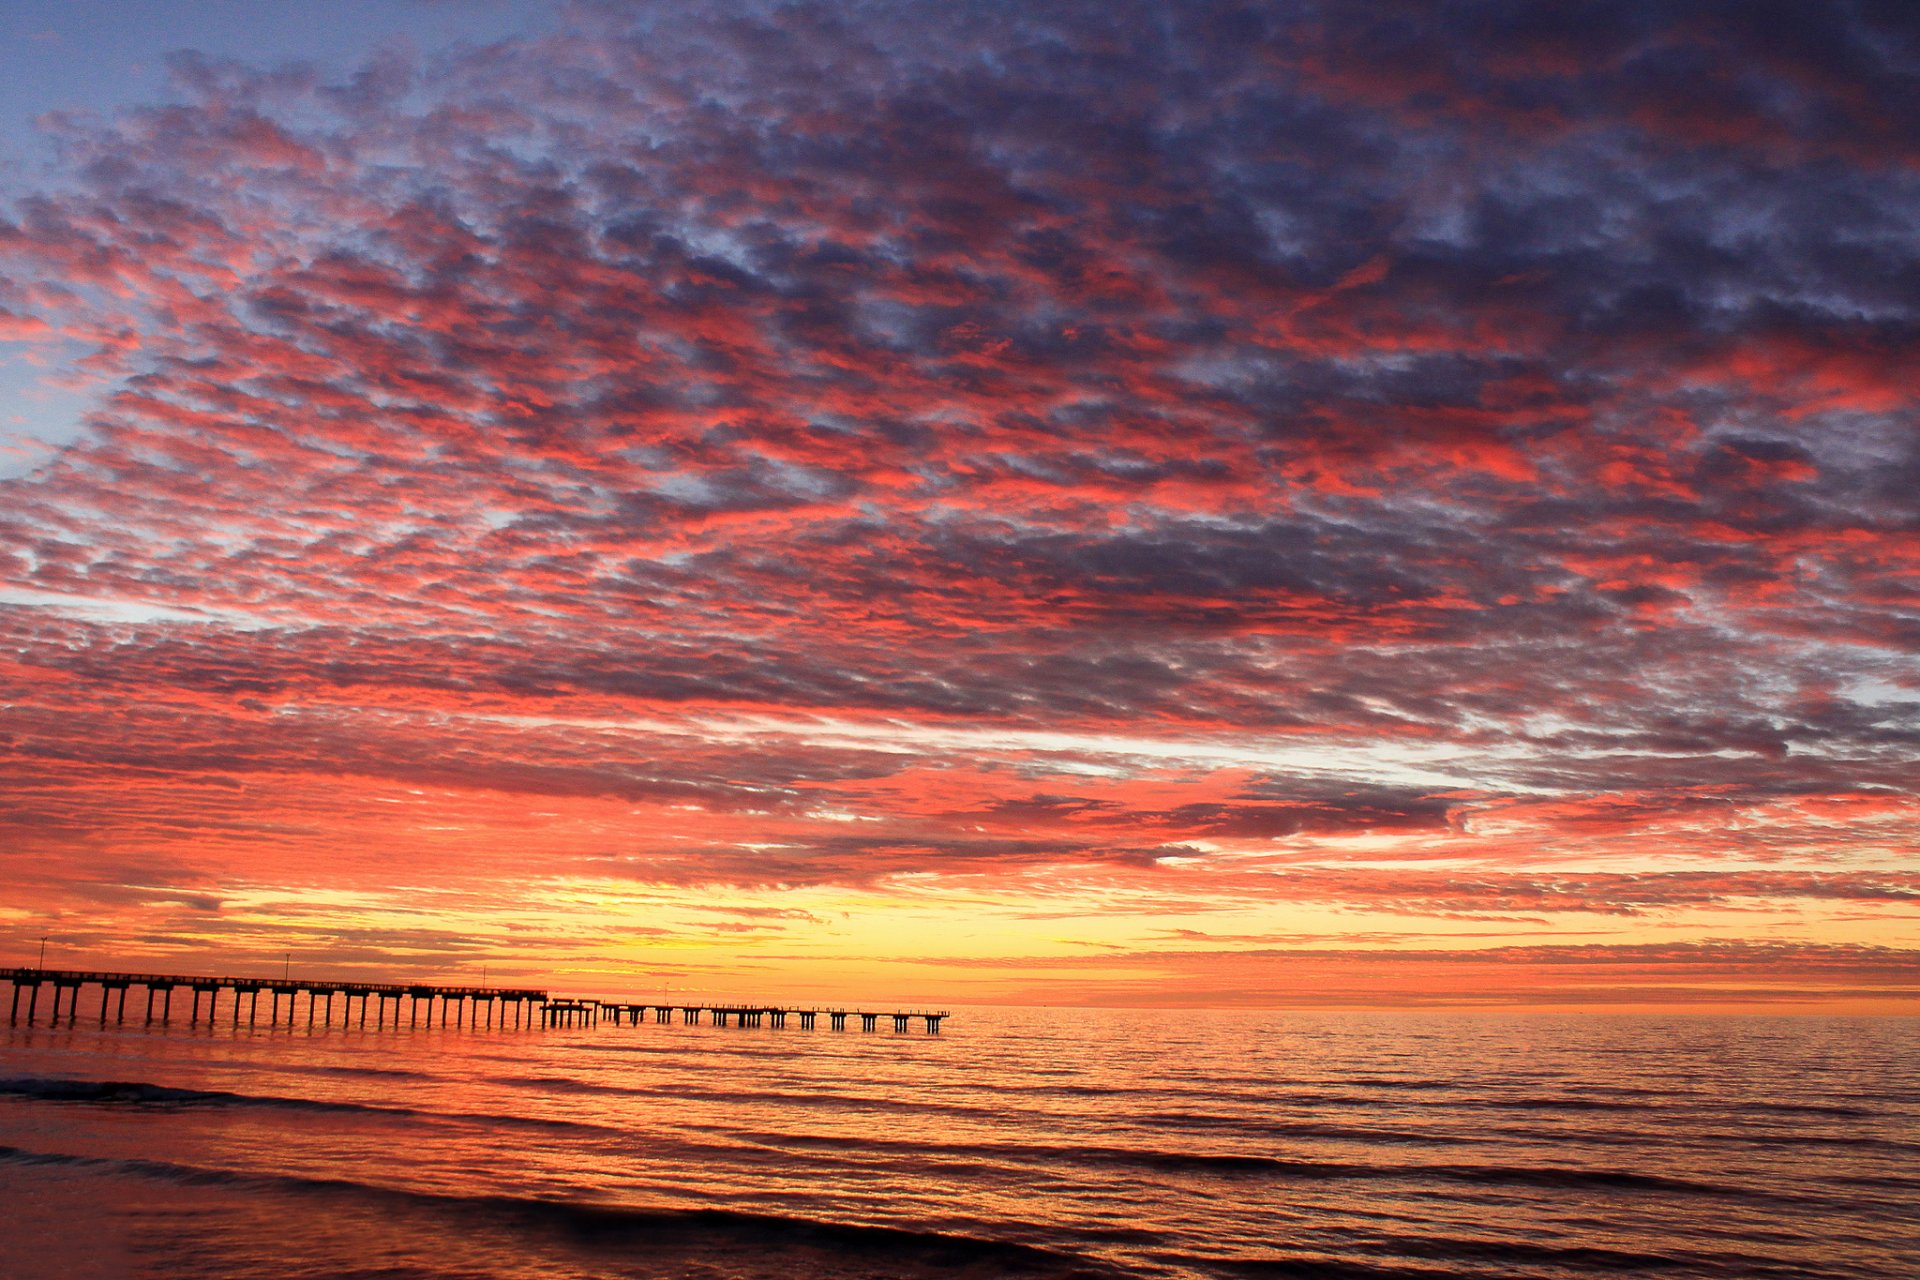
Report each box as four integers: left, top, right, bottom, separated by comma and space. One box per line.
0, 1, 1916, 1000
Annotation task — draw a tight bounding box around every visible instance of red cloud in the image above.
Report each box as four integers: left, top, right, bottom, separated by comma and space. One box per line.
0, 3, 1916, 1003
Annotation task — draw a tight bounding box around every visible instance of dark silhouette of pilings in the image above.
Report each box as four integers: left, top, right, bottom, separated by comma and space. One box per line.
3, 967, 948, 1036
542, 999, 597, 1027
1, 968, 547, 1033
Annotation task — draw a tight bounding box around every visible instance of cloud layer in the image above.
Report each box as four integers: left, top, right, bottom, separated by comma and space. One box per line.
1, 1, 1916, 1005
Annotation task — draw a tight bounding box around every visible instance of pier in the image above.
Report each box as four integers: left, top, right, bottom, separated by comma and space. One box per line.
1, 967, 546, 1030
2, 968, 947, 1034
591, 1001, 946, 1033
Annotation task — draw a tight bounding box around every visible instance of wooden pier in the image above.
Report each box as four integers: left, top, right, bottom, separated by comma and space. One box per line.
1, 968, 947, 1034
588, 1001, 946, 1033
0, 967, 546, 1030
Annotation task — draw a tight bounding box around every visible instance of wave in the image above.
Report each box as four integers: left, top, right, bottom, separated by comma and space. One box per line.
1137, 1111, 1482, 1147
493, 1072, 1010, 1120
1220, 1260, 1471, 1279
714, 1127, 1794, 1204
1117, 1147, 1799, 1202
0, 1074, 612, 1138
1477, 1094, 1642, 1111
0, 1075, 395, 1114
0, 1142, 1118, 1277
1379, 1236, 1688, 1270
1736, 1101, 1876, 1120
299, 1063, 440, 1081
1223, 1235, 1850, 1280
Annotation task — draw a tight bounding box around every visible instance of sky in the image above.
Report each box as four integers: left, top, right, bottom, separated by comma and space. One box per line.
0, 0, 1916, 1011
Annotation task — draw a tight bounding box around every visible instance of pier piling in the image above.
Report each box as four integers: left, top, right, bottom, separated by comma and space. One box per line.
3, 969, 944, 1039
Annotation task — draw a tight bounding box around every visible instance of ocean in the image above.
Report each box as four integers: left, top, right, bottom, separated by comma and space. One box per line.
2, 1003, 1915, 1279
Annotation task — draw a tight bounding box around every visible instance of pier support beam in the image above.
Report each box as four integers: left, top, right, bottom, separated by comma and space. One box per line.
861, 1013, 877, 1032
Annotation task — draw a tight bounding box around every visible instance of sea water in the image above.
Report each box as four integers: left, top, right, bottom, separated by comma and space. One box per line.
2, 1005, 1915, 1279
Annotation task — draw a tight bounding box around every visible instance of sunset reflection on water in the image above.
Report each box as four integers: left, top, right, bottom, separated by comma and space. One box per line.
3, 1007, 1916, 1279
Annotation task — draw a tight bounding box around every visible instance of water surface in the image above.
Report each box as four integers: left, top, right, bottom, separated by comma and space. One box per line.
2, 1005, 1915, 1278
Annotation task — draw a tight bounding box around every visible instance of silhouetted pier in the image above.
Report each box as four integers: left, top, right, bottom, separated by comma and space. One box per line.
2, 967, 546, 1029
3, 968, 947, 1034
589, 1001, 946, 1033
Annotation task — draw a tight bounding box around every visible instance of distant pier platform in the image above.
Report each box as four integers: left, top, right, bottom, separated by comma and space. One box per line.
1, 968, 946, 1034
563, 1000, 945, 1033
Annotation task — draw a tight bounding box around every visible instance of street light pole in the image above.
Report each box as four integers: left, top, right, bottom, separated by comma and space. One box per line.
38, 935, 46, 969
